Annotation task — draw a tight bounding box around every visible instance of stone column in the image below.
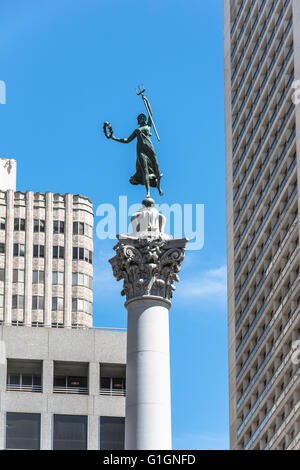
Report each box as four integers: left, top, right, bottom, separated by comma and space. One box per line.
44, 192, 53, 327
24, 191, 34, 326
41, 413, 52, 450
88, 361, 100, 449
110, 202, 187, 450
4, 189, 14, 325
41, 358, 53, 449
64, 193, 73, 327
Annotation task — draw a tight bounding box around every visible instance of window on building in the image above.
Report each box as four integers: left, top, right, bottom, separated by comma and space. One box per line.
13, 243, 25, 257
72, 272, 92, 289
72, 298, 92, 315
6, 412, 41, 450
0, 294, 3, 308
53, 375, 88, 389
53, 415, 87, 450
0, 243, 5, 254
100, 377, 126, 394
73, 222, 93, 237
33, 219, 45, 233
53, 246, 64, 259
52, 297, 64, 311
15, 218, 25, 231
99, 417, 125, 450
100, 364, 126, 397
32, 296, 44, 310
73, 221, 84, 235
33, 245, 44, 258
73, 247, 92, 264
13, 269, 25, 283
53, 220, 65, 234
52, 271, 64, 285
32, 270, 44, 284
0, 217, 5, 230
12, 295, 24, 309
14, 218, 25, 231
0, 268, 4, 281
53, 361, 88, 395
6, 359, 42, 392
85, 224, 93, 238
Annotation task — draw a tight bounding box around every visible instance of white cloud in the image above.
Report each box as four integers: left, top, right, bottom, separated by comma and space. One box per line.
93, 248, 116, 288
177, 265, 227, 302
93, 245, 228, 306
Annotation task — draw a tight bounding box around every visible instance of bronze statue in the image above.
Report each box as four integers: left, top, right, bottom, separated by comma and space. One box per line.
103, 87, 163, 200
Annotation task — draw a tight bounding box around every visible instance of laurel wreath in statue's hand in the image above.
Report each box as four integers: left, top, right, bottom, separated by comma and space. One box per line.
103, 121, 113, 139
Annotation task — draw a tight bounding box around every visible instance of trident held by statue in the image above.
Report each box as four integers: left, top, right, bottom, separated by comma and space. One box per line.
103, 86, 164, 200
136, 85, 160, 142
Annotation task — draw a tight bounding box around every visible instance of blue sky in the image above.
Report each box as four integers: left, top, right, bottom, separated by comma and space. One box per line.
0, 0, 228, 449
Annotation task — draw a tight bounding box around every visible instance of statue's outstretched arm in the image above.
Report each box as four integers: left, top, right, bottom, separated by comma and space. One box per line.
112, 130, 137, 144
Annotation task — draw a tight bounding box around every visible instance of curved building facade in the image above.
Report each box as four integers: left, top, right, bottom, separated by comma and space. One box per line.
0, 157, 126, 450
0, 189, 93, 328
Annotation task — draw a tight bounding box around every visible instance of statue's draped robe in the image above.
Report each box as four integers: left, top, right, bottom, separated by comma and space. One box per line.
129, 125, 161, 188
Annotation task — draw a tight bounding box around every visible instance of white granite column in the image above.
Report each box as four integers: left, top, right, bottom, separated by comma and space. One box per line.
64, 194, 73, 327
4, 189, 14, 325
110, 201, 187, 450
44, 192, 53, 327
24, 191, 34, 326
125, 296, 172, 449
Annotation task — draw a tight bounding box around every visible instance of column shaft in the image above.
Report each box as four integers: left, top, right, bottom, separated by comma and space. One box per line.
125, 296, 172, 450
64, 194, 72, 327
4, 190, 14, 325
24, 191, 33, 326
44, 193, 53, 327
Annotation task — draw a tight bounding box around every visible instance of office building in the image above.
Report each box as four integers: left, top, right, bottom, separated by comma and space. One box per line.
0, 157, 126, 449
224, 0, 300, 450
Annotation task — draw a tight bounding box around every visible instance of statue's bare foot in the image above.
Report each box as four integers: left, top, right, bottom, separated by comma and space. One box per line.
159, 188, 164, 196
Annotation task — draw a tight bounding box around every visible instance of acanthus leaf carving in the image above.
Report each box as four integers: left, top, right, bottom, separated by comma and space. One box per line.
109, 236, 187, 301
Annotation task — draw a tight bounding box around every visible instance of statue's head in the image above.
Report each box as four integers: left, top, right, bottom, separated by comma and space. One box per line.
137, 113, 147, 125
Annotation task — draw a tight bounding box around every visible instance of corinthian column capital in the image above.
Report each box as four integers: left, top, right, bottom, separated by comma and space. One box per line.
109, 204, 187, 302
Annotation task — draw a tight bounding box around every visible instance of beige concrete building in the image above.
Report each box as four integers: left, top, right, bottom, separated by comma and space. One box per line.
0, 158, 93, 328
0, 325, 126, 450
0, 158, 126, 449
224, 0, 300, 450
